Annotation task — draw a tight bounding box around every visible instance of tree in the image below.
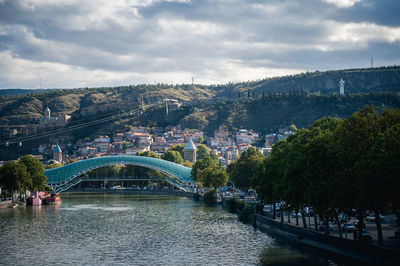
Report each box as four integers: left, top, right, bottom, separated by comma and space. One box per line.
203, 188, 217, 205
19, 155, 47, 191
137, 150, 160, 159
162, 150, 183, 164
196, 144, 211, 160
46, 162, 63, 169
228, 147, 264, 190
198, 166, 228, 188
333, 106, 381, 238
136, 151, 164, 178
191, 156, 218, 180
197, 136, 205, 144
168, 145, 184, 158
0, 161, 30, 197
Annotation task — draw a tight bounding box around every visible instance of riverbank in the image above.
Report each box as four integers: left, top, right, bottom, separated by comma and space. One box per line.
0, 199, 25, 209
254, 214, 400, 265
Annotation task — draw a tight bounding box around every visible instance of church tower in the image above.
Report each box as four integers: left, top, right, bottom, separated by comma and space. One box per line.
184, 138, 197, 163
53, 144, 62, 162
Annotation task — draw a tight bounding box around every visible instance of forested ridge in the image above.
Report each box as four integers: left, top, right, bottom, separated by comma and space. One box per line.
0, 66, 399, 141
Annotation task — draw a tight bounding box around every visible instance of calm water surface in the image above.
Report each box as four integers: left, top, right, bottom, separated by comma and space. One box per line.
0, 193, 331, 265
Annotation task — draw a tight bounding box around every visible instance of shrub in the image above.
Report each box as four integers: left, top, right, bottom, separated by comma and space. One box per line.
193, 192, 200, 201
226, 198, 237, 213
236, 200, 245, 211
203, 189, 217, 205
238, 206, 253, 224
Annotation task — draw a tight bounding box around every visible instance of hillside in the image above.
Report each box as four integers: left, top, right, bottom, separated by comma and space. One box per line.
0, 66, 399, 140
141, 92, 400, 134
239, 66, 400, 96
1, 66, 399, 126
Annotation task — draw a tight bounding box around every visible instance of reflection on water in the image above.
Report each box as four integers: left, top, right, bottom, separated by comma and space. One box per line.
1, 193, 336, 265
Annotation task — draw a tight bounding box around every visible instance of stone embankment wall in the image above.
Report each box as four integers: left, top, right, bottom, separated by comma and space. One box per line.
254, 214, 400, 265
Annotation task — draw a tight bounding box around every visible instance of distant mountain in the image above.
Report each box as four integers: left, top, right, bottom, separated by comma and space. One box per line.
0, 89, 52, 96
0, 66, 399, 132
215, 66, 400, 98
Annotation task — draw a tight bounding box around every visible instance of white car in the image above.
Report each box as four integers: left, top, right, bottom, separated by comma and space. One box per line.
365, 213, 385, 222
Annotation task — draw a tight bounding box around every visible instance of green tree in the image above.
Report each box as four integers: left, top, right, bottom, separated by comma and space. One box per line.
169, 145, 184, 158
136, 151, 164, 178
191, 156, 218, 180
203, 188, 217, 205
197, 166, 228, 188
19, 155, 47, 191
122, 141, 132, 149
196, 144, 211, 160
0, 161, 30, 197
228, 147, 264, 190
137, 150, 160, 159
46, 162, 63, 169
162, 150, 183, 164
197, 136, 205, 144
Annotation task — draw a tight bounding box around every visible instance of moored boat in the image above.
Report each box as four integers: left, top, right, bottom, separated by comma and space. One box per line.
43, 193, 61, 205
27, 192, 42, 206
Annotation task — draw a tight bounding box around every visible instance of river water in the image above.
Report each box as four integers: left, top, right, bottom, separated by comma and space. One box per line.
0, 193, 333, 265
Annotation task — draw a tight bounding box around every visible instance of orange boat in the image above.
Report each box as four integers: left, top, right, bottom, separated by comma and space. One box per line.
43, 193, 61, 205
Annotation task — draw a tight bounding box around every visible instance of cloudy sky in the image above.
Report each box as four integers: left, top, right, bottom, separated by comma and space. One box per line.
0, 0, 399, 89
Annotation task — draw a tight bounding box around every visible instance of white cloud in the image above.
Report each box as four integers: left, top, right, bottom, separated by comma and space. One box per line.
326, 22, 400, 49
323, 0, 362, 8
0, 0, 399, 89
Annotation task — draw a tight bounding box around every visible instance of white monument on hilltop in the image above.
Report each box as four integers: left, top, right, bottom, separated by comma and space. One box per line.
339, 79, 345, 96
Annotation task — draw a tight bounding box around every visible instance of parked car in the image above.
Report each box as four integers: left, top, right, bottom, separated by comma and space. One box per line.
290, 211, 302, 218
365, 213, 385, 222
341, 223, 355, 232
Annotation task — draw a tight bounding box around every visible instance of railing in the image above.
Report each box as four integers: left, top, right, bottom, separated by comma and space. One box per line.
53, 175, 195, 193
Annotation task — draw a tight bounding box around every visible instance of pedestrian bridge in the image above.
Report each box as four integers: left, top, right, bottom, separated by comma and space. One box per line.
44, 155, 194, 193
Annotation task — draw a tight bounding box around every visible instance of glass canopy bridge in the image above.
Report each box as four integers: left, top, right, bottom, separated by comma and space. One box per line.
44, 155, 195, 193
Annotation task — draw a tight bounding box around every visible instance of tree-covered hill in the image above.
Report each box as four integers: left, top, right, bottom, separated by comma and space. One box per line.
239, 66, 400, 96
1, 66, 399, 127
143, 92, 400, 135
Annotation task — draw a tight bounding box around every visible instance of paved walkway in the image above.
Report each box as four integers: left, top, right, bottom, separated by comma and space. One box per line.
271, 212, 400, 250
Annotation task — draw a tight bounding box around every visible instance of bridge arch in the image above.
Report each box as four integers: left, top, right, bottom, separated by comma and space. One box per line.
44, 155, 194, 192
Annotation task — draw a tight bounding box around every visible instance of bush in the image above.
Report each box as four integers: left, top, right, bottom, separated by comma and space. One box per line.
236, 200, 245, 211
256, 202, 264, 214
203, 189, 217, 205
238, 206, 253, 224
226, 198, 238, 213
193, 192, 200, 201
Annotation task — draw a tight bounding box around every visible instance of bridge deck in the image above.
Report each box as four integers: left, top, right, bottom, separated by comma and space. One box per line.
44, 155, 194, 192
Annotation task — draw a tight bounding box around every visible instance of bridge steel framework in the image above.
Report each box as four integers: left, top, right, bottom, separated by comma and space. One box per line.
44, 155, 194, 193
